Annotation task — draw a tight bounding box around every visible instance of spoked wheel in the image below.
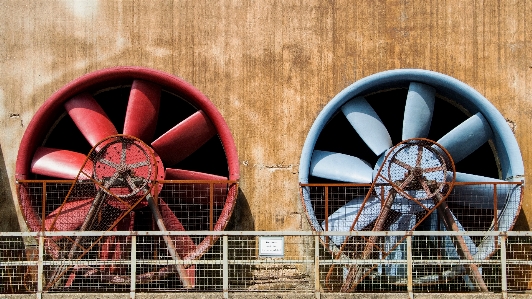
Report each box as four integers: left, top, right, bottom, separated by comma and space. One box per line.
385, 138, 453, 200
299, 69, 524, 291
92, 135, 155, 200
16, 66, 239, 289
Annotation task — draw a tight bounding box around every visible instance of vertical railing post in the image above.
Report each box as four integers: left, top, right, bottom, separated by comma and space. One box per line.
41, 182, 46, 230
37, 234, 44, 299
324, 187, 329, 231
130, 234, 136, 299
500, 233, 508, 299
493, 184, 498, 231
324, 186, 329, 248
314, 235, 321, 299
223, 235, 229, 299
406, 235, 413, 299
210, 182, 214, 231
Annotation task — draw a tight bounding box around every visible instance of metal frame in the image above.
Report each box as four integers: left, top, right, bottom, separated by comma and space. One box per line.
16, 180, 238, 234
300, 181, 524, 237
2, 230, 532, 298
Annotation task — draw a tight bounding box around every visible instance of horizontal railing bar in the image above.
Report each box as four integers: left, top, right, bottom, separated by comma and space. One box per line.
41, 260, 135, 266
4, 259, 527, 267
0, 260, 220, 266
17, 179, 238, 184
321, 259, 407, 265
1, 261, 40, 266
2, 230, 531, 237
300, 181, 522, 187
17, 179, 77, 183
506, 260, 532, 265
300, 183, 507, 187
39, 260, 219, 266
137, 259, 222, 265
228, 259, 314, 265
412, 260, 503, 265
300, 183, 372, 187
319, 259, 502, 265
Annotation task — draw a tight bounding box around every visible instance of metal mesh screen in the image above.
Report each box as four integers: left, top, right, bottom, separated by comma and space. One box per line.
14, 178, 235, 292
0, 236, 31, 293
1, 231, 532, 295
227, 235, 313, 291
302, 180, 523, 293
305, 183, 522, 235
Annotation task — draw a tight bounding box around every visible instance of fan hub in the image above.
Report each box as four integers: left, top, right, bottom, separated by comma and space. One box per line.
385, 138, 454, 201
92, 135, 165, 210
412, 167, 423, 178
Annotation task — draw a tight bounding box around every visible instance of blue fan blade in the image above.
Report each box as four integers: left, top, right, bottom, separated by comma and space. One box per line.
448, 172, 507, 210
440, 210, 478, 258
310, 150, 373, 183
437, 112, 493, 163
440, 210, 479, 289
402, 82, 436, 140
324, 196, 381, 246
385, 214, 417, 277
342, 97, 392, 156
454, 172, 503, 183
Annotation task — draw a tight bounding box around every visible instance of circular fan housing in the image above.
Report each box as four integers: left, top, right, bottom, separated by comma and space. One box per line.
299, 69, 525, 291
300, 69, 523, 230
16, 67, 239, 285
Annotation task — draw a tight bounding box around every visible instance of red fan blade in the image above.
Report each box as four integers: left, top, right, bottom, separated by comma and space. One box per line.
99, 234, 115, 270
100, 213, 135, 275
151, 111, 216, 166
44, 198, 93, 231
64, 93, 118, 147
31, 147, 89, 179
165, 168, 228, 204
158, 198, 197, 258
165, 168, 227, 181
123, 80, 161, 143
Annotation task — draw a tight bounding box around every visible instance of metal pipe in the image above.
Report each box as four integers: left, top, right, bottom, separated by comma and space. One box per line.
435, 199, 488, 291
223, 235, 229, 299
146, 194, 193, 288
500, 234, 508, 299
315, 235, 321, 299
407, 235, 413, 299
130, 235, 136, 299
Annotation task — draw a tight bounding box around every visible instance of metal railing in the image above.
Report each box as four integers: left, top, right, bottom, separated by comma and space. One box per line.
2, 230, 532, 298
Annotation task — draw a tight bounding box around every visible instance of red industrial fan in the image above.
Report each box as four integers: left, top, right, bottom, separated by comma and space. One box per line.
16, 67, 239, 289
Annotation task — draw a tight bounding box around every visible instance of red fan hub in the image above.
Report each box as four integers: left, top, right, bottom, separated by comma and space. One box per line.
92, 135, 165, 210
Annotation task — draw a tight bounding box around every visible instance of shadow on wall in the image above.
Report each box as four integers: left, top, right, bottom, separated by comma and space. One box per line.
227, 188, 255, 231
0, 144, 20, 231
515, 209, 530, 231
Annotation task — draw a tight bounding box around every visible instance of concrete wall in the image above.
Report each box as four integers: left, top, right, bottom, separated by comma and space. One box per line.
0, 0, 531, 235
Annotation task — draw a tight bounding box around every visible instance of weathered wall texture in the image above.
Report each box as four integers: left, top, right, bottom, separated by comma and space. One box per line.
0, 0, 531, 233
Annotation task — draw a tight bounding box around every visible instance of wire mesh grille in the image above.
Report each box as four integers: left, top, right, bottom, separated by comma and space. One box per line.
14, 178, 235, 292
2, 231, 532, 294
302, 179, 523, 293
304, 183, 522, 234
227, 236, 313, 291
0, 236, 31, 293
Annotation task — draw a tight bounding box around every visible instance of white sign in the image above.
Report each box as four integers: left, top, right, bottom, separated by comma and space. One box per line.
258, 236, 284, 257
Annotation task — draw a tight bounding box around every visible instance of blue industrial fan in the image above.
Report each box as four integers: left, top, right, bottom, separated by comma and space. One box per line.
298, 69, 524, 291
